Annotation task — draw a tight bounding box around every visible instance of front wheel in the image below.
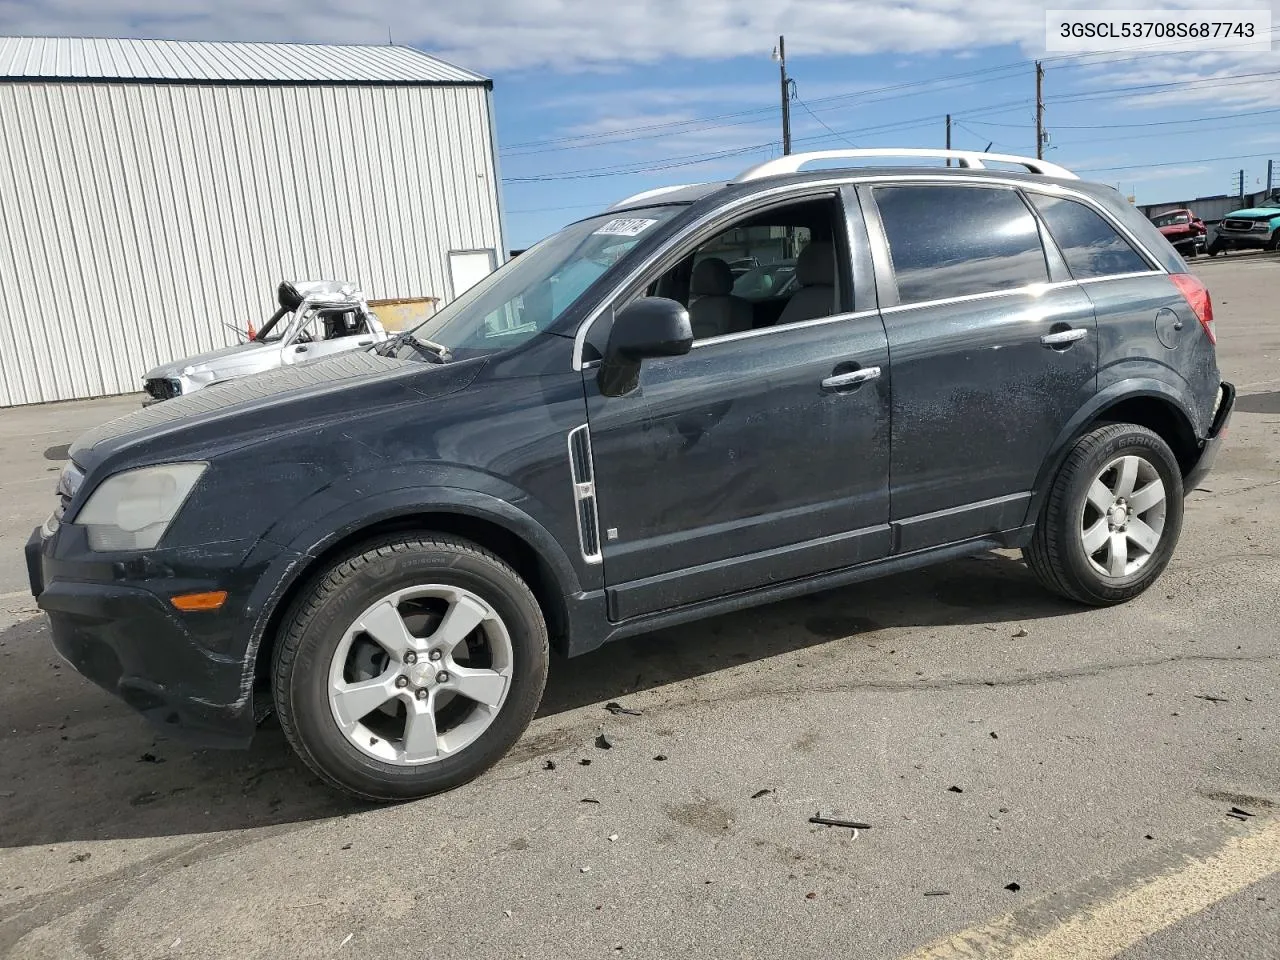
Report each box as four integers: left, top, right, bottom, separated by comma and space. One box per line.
1025, 424, 1184, 606
272, 534, 549, 801
1207, 242, 1223, 257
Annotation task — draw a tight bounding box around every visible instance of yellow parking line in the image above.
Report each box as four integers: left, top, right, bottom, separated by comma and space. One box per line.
903, 817, 1280, 960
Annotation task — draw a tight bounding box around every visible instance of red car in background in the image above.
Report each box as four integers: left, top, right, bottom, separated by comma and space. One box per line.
1151, 208, 1206, 258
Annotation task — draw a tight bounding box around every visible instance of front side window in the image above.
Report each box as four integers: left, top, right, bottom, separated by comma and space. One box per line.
1029, 194, 1150, 279
874, 185, 1049, 305
392, 207, 682, 360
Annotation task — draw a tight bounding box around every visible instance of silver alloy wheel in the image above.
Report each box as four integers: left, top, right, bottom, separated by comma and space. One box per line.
327, 585, 513, 766
1080, 454, 1168, 579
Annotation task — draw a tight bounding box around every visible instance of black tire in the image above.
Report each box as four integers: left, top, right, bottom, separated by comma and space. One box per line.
272, 534, 549, 801
1025, 424, 1184, 606
1207, 242, 1223, 257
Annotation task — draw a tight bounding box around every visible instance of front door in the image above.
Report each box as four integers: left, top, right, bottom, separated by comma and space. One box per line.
863, 182, 1099, 550
583, 193, 893, 621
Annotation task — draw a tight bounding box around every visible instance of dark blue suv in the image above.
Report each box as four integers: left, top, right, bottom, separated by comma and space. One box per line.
27, 150, 1235, 800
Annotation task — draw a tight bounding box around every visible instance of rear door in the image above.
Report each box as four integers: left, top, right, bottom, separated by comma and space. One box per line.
861, 181, 1098, 551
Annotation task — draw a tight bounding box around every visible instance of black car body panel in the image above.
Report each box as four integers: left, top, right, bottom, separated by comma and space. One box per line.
29, 159, 1231, 747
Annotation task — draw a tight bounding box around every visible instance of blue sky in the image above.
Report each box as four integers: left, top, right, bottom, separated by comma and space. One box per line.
5, 0, 1280, 248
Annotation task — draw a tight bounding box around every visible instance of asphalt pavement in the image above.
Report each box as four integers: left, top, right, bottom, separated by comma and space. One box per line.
1, 252, 1278, 959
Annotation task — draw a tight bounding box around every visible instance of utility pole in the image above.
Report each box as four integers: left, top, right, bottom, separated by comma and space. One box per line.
1035, 61, 1045, 160
773, 36, 792, 155
1268, 159, 1275, 194
945, 114, 951, 165
1238, 169, 1246, 200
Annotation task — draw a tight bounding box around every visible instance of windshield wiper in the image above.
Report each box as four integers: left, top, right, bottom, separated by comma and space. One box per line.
377, 332, 452, 364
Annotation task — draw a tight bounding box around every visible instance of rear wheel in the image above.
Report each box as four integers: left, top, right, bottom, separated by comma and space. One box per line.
272, 534, 549, 801
1025, 424, 1184, 605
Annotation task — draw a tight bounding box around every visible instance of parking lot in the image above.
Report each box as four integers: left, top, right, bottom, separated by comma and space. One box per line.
1, 253, 1278, 959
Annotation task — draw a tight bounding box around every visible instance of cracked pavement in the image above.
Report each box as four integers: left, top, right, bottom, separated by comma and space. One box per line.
1, 254, 1278, 959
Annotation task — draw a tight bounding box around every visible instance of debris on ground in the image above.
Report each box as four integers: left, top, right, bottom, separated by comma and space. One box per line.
752, 789, 772, 799
809, 815, 872, 830
1230, 806, 1255, 818
579, 758, 592, 766
543, 760, 556, 770
1195, 694, 1230, 704
340, 843, 352, 850
580, 866, 591, 873
1004, 882, 1021, 892
580, 798, 600, 804
989, 732, 998, 739
1145, 834, 1155, 840
503, 910, 512, 919
805, 892, 817, 900
595, 733, 613, 750
608, 834, 618, 842
138, 752, 164, 763
69, 852, 91, 863
604, 701, 641, 716
340, 933, 353, 948
170, 938, 181, 949
947, 786, 964, 793
653, 754, 667, 762
1012, 628, 1028, 638
924, 891, 950, 897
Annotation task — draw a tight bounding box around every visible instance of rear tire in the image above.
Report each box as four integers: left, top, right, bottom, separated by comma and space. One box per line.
272, 534, 549, 801
1025, 424, 1184, 606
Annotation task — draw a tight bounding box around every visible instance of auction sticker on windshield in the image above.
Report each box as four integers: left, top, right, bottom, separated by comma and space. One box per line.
593, 218, 659, 237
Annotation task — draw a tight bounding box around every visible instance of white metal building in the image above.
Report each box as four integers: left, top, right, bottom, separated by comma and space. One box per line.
0, 37, 505, 406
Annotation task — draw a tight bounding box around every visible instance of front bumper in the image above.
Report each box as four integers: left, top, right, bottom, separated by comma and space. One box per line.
1213, 230, 1274, 250
26, 525, 281, 748
1185, 381, 1235, 492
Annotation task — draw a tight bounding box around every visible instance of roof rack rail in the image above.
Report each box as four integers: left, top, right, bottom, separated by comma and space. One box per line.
734, 149, 1078, 182
609, 183, 706, 210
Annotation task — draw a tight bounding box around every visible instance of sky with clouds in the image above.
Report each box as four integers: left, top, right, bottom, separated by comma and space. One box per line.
3, 0, 1279, 245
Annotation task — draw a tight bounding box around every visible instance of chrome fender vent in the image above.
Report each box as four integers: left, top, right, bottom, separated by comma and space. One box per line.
567, 425, 602, 564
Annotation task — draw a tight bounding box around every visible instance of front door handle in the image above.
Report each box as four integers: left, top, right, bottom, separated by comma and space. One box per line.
1040, 328, 1088, 347
821, 366, 881, 392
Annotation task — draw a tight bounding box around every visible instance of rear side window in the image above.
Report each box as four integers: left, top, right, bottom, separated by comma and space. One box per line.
1028, 194, 1150, 279
874, 185, 1048, 304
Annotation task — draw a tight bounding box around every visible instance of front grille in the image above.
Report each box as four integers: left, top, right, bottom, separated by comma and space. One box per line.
567, 425, 602, 564
143, 377, 181, 401
1222, 218, 1256, 232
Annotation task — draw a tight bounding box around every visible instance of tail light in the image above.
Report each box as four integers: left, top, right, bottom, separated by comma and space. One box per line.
1170, 273, 1215, 345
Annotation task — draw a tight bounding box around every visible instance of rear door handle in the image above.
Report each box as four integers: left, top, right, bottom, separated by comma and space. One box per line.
821, 366, 881, 391
1040, 328, 1088, 346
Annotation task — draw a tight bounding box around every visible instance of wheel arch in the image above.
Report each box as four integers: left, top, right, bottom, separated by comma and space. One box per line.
1025, 382, 1202, 526
248, 494, 580, 689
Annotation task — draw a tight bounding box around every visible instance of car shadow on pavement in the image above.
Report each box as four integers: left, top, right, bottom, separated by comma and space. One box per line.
0, 551, 1072, 846
538, 550, 1077, 717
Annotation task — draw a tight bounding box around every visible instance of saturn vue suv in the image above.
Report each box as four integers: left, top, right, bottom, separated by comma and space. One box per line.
27, 149, 1235, 801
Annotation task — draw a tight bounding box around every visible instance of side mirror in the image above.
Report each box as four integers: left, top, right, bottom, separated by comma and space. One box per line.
598, 297, 693, 398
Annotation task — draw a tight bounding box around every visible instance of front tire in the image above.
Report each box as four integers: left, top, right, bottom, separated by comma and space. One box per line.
272, 534, 549, 801
1025, 424, 1184, 606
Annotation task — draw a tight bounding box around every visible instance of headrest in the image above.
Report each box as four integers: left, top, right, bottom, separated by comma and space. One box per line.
691, 257, 733, 296
796, 242, 835, 286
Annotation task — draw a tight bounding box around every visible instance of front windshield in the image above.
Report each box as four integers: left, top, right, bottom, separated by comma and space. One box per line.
1153, 212, 1190, 227
391, 207, 682, 359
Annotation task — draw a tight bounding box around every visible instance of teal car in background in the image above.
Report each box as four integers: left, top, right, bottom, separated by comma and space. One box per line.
1208, 193, 1280, 255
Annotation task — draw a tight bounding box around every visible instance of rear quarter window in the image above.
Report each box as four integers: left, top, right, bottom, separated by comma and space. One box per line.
874, 185, 1049, 305
1028, 194, 1151, 279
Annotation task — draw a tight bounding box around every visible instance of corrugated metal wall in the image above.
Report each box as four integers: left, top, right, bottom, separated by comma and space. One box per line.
0, 82, 502, 406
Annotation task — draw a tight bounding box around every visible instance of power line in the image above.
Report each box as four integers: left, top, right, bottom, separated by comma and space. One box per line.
963, 106, 1280, 131
1076, 151, 1280, 174
795, 95, 861, 147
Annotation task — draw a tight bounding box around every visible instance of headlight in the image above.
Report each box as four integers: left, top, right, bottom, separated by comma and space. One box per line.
75, 463, 207, 551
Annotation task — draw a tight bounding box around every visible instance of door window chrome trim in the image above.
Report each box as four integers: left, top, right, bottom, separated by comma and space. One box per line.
572, 178, 859, 370
878, 279, 1081, 315
692, 309, 882, 349
1076, 270, 1166, 285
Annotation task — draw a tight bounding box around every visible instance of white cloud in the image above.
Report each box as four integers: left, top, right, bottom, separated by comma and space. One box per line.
5, 0, 1274, 73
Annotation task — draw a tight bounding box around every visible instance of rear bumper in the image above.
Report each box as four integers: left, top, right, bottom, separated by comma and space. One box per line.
1186, 381, 1235, 492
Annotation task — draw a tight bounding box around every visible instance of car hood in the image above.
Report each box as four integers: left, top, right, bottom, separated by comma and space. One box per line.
1157, 223, 1194, 235
1224, 207, 1280, 218
143, 341, 276, 380
71, 351, 484, 475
